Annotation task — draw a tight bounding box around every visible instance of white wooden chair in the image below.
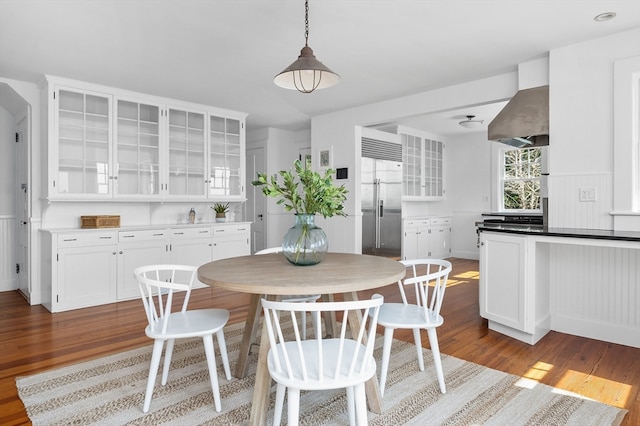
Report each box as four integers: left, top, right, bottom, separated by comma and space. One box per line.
134, 264, 232, 413
255, 247, 321, 339
261, 295, 383, 426
375, 259, 452, 396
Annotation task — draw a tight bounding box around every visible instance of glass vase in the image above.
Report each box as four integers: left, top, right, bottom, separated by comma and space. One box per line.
282, 214, 328, 266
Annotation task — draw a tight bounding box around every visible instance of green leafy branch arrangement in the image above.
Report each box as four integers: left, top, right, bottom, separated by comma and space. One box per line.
251, 159, 348, 218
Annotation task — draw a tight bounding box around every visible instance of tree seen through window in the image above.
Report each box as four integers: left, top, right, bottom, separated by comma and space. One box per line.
502, 147, 541, 210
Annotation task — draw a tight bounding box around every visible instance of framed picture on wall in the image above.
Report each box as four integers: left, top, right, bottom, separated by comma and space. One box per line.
318, 147, 332, 170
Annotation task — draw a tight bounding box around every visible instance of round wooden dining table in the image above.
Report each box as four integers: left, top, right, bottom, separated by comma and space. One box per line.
198, 252, 406, 426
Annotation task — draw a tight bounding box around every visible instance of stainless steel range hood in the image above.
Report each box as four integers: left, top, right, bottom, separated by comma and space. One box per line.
488, 85, 549, 148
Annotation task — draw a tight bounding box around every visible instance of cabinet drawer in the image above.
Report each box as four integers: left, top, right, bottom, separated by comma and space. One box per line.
212, 224, 249, 237
57, 231, 117, 248
170, 227, 211, 239
118, 229, 167, 242
430, 217, 451, 226
405, 219, 430, 227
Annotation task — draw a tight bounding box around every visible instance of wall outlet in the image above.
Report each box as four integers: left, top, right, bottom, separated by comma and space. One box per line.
579, 187, 597, 202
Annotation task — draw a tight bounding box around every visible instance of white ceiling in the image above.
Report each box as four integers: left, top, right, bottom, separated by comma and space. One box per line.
1, 1, 639, 136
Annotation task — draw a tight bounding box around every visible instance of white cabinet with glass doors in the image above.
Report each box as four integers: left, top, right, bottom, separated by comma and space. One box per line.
42, 76, 247, 201
114, 98, 162, 198
208, 116, 244, 198
167, 108, 207, 197
399, 127, 446, 200
47, 85, 113, 198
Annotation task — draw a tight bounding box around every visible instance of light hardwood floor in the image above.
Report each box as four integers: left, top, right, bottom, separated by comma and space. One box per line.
0, 258, 638, 425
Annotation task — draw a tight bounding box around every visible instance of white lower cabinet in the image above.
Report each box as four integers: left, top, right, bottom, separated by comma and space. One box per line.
44, 231, 118, 312
117, 230, 169, 300
428, 217, 451, 259
402, 219, 430, 260
478, 231, 549, 345
402, 217, 451, 260
43, 223, 250, 312
479, 232, 527, 331
212, 223, 251, 260
169, 227, 213, 265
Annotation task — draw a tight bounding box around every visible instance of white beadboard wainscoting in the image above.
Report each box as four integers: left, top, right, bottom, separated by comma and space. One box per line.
0, 215, 16, 291
550, 243, 640, 348
548, 173, 613, 229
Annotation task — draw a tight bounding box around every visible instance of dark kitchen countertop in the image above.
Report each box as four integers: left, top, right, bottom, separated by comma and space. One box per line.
478, 223, 640, 242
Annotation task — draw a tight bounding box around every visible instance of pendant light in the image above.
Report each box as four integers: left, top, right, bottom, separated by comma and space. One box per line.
274, 0, 340, 93
458, 115, 484, 129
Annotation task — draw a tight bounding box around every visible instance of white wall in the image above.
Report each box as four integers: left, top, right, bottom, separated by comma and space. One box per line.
549, 28, 640, 229
0, 106, 17, 291
446, 132, 493, 259
246, 127, 308, 248
312, 72, 518, 254
0, 106, 15, 216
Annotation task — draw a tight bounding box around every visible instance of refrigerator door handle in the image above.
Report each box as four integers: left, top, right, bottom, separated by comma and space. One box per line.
375, 178, 381, 249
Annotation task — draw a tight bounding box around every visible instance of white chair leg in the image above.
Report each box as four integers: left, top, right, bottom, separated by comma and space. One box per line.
143, 339, 165, 413
273, 383, 286, 426
354, 383, 368, 426
412, 328, 424, 371
301, 311, 307, 340
346, 386, 355, 426
161, 338, 175, 385
379, 327, 395, 397
427, 327, 446, 394
287, 387, 301, 426
216, 329, 232, 380
202, 335, 222, 412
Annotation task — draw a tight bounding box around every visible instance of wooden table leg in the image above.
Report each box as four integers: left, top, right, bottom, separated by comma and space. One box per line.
235, 293, 262, 379
320, 293, 338, 337
248, 294, 277, 426
343, 291, 384, 414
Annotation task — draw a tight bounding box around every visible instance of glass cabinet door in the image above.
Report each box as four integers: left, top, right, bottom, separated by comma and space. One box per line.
209, 115, 242, 197
424, 139, 444, 197
115, 100, 160, 196
167, 109, 206, 197
402, 133, 422, 197
56, 88, 111, 195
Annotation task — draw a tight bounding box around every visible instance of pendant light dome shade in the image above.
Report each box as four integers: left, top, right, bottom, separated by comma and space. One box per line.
274, 0, 340, 93
458, 115, 484, 129
274, 46, 340, 93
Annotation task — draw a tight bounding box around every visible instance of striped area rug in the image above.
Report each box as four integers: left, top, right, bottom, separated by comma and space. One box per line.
16, 321, 627, 425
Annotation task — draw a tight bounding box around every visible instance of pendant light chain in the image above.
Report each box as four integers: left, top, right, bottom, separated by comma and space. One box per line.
304, 0, 309, 47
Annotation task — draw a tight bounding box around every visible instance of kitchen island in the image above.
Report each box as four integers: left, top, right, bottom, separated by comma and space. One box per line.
477, 224, 640, 348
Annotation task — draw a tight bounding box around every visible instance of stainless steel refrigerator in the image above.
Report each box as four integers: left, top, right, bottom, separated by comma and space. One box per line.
361, 156, 402, 257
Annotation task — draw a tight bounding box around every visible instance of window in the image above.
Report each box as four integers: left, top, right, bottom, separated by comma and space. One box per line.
500, 147, 542, 210
613, 55, 640, 216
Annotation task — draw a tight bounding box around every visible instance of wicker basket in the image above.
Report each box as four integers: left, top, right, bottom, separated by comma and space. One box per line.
80, 215, 121, 229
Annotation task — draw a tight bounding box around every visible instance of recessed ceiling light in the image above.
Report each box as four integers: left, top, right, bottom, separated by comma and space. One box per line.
594, 12, 616, 22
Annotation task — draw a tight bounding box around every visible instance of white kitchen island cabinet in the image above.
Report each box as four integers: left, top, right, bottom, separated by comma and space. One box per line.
42, 223, 250, 312
478, 226, 640, 348
479, 232, 550, 344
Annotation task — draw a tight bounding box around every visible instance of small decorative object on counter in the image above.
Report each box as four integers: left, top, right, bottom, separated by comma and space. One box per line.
81, 215, 121, 229
189, 208, 196, 224
211, 203, 229, 223
252, 159, 348, 266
